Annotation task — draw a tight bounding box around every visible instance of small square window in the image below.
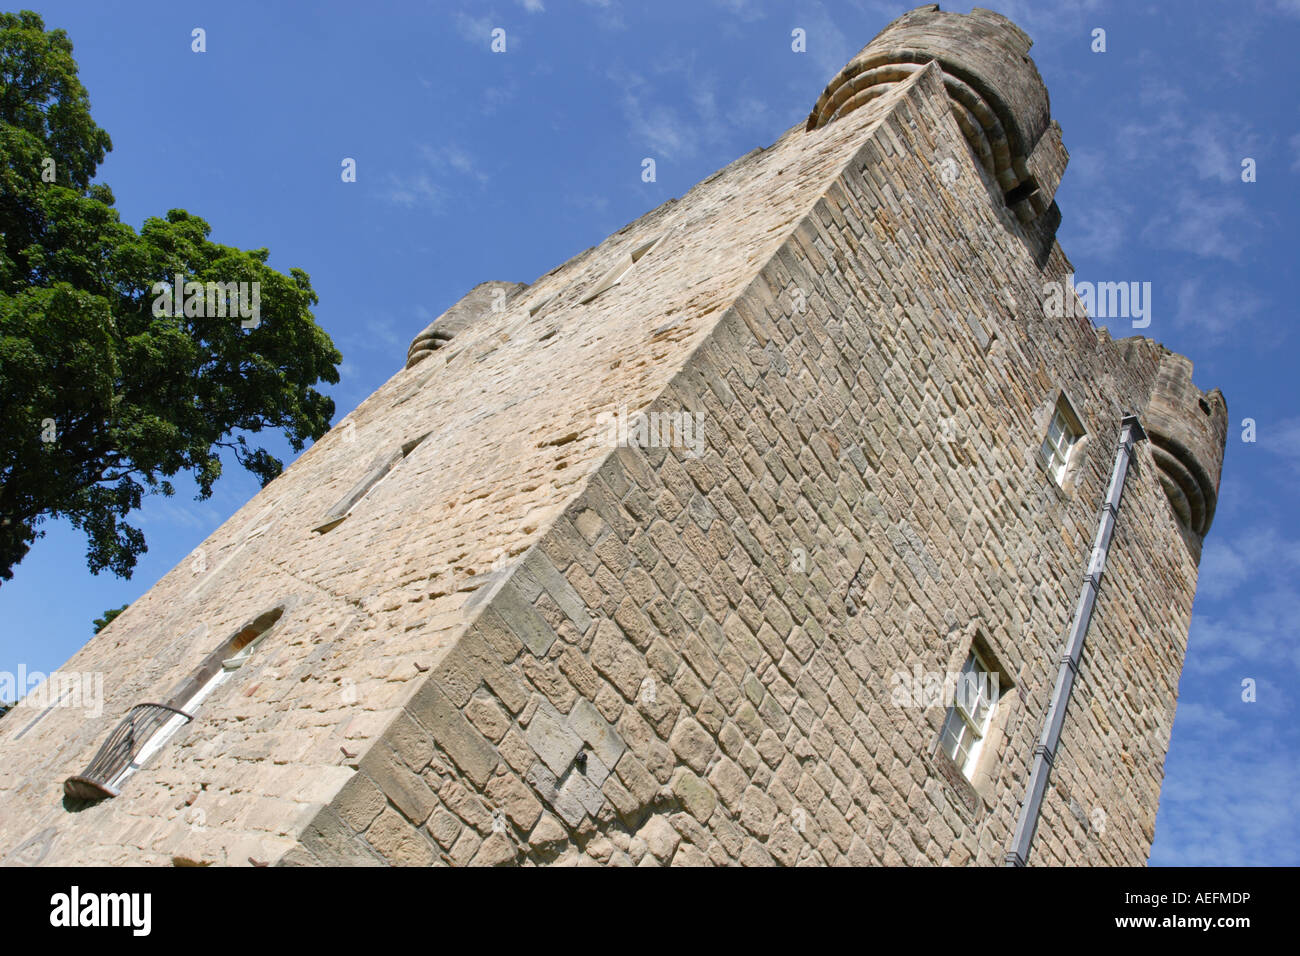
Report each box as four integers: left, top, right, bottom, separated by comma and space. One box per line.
1039, 395, 1084, 485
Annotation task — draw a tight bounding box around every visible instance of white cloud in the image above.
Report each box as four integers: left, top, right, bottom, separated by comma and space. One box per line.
568, 192, 610, 214
1171, 275, 1266, 341
1136, 75, 1189, 110
1196, 537, 1255, 602
1065, 198, 1126, 261
381, 172, 443, 210
968, 0, 1104, 47
381, 144, 489, 209
362, 316, 405, 350
579, 0, 624, 30
1186, 526, 1300, 675
1105, 102, 1261, 262
1142, 188, 1252, 261
136, 499, 223, 531
1257, 415, 1300, 464
1155, 521, 1300, 864
420, 144, 489, 184
1065, 146, 1108, 185
1153, 747, 1300, 865
455, 12, 497, 48
1116, 110, 1259, 186
796, 2, 855, 87
714, 0, 767, 23
1187, 117, 1260, 184
618, 73, 696, 160
610, 51, 776, 164
1188, 595, 1299, 674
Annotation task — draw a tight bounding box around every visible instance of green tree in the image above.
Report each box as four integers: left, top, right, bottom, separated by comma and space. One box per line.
92, 603, 127, 633
0, 11, 341, 581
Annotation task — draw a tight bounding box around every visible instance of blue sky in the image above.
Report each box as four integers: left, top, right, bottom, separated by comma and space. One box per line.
1, 0, 1296, 865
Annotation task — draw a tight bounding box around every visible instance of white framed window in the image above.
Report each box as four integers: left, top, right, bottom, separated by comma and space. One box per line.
939, 648, 1002, 780
1039, 396, 1084, 485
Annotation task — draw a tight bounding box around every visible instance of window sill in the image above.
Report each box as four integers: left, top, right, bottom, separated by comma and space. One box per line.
926, 748, 987, 825
1033, 449, 1075, 502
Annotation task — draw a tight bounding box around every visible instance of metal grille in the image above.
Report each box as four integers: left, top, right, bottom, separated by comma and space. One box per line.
63, 702, 192, 800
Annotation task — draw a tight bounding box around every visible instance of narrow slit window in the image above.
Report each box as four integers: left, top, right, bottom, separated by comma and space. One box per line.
64, 607, 286, 801
312, 431, 430, 534
529, 294, 556, 317
579, 235, 661, 305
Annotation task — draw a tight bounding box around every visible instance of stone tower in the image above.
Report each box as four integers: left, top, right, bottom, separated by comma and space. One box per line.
0, 5, 1225, 867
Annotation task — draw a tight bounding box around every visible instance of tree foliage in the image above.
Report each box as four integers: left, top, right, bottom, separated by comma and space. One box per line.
92, 602, 127, 633
0, 11, 341, 581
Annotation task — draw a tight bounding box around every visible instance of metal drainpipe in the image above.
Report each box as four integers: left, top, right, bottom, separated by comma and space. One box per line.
1004, 414, 1147, 867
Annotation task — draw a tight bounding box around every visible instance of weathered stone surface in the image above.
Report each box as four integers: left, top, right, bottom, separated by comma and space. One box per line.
298, 808, 384, 867
357, 746, 438, 827
333, 772, 387, 833
366, 807, 437, 867
668, 717, 715, 774
405, 681, 499, 788
568, 698, 627, 769
638, 815, 681, 861
671, 769, 718, 823
492, 582, 559, 658
525, 700, 585, 778
485, 769, 544, 832
0, 6, 1220, 870
525, 763, 587, 828
470, 832, 520, 867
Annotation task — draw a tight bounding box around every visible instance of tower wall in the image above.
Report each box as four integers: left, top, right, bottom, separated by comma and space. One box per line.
1124, 342, 1227, 563
808, 4, 1060, 255
406, 280, 529, 369
0, 15, 909, 865
286, 63, 1205, 867
0, 6, 1223, 868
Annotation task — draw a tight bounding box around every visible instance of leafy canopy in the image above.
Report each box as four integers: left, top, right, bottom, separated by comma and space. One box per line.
0, 11, 341, 581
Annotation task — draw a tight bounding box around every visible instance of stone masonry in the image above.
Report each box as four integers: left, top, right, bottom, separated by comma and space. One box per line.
0, 5, 1225, 866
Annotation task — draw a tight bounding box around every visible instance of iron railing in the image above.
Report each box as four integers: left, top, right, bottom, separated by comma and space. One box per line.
63, 702, 192, 800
